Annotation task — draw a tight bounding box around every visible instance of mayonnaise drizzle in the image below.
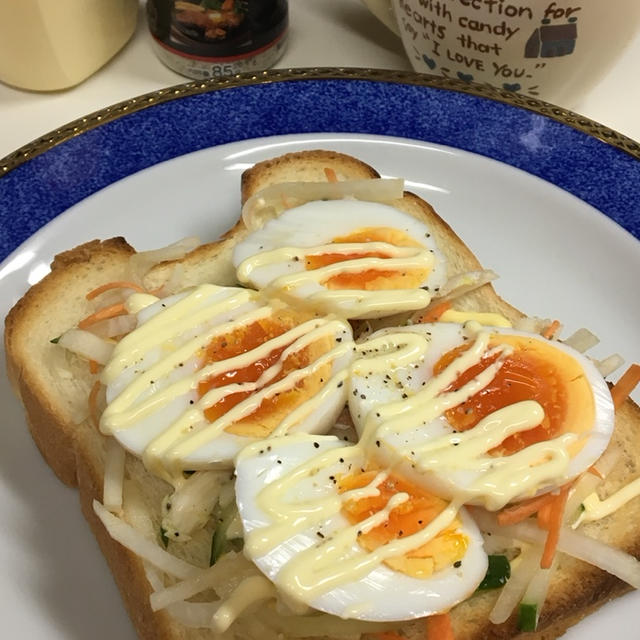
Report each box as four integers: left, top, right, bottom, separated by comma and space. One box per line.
236, 241, 435, 317
573, 477, 640, 528
102, 285, 259, 382
239, 322, 585, 604
150, 339, 355, 477
239, 431, 465, 603
100, 284, 355, 480
359, 327, 578, 509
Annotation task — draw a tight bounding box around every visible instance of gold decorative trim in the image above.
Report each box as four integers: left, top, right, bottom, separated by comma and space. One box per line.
2, 68, 639, 176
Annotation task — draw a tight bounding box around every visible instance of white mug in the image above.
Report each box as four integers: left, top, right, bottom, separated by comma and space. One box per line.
362, 0, 640, 105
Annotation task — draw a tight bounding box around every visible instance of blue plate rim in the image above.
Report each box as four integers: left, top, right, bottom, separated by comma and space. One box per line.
2, 67, 639, 175
1, 67, 639, 265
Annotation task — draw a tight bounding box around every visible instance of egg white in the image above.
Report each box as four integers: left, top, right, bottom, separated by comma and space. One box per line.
101, 285, 354, 471
235, 434, 488, 621
231, 199, 447, 319
348, 322, 615, 508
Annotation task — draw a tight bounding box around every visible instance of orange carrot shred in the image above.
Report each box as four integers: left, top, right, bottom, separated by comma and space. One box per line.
497, 492, 557, 526
541, 319, 560, 340
324, 167, 338, 183
89, 359, 100, 375
536, 500, 554, 530
540, 484, 570, 569
611, 363, 640, 410
86, 281, 145, 300
426, 612, 455, 640
78, 303, 126, 329
587, 465, 606, 480
88, 381, 102, 429
414, 300, 452, 324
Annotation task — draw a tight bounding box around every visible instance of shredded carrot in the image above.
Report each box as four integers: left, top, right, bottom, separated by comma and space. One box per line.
540, 484, 570, 569
89, 359, 100, 375
587, 465, 606, 480
498, 480, 575, 529
375, 633, 404, 640
414, 300, 452, 324
611, 363, 640, 410
78, 303, 127, 329
496, 492, 557, 526
324, 167, 338, 183
541, 319, 561, 340
88, 380, 102, 429
86, 280, 145, 300
426, 612, 455, 640
536, 500, 554, 530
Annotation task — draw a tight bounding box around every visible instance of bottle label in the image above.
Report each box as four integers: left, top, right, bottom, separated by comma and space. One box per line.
147, 0, 288, 77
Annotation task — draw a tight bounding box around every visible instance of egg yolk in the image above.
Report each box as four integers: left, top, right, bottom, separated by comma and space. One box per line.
305, 227, 429, 291
433, 334, 594, 455
339, 470, 467, 578
198, 309, 333, 437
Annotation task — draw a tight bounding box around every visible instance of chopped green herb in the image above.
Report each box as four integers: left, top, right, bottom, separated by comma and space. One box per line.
477, 554, 511, 590
50, 336, 61, 344
210, 500, 244, 566
518, 602, 538, 632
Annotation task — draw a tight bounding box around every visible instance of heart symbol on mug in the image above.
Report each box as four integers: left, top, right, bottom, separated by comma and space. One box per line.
422, 54, 437, 70
457, 71, 474, 83
503, 82, 522, 92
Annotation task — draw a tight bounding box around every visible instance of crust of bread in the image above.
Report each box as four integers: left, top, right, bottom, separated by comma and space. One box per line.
4, 151, 640, 640
5, 237, 135, 486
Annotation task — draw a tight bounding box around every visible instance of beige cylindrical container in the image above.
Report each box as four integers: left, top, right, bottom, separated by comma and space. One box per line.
0, 0, 138, 92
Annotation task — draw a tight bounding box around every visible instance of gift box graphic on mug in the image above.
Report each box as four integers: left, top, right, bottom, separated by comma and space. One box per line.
525, 18, 578, 58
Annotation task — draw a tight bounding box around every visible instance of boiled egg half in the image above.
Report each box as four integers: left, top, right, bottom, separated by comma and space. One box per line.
232, 199, 447, 319
99, 284, 354, 479
235, 433, 488, 621
348, 322, 615, 510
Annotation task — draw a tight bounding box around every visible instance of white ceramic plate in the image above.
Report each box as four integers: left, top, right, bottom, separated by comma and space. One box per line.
1, 132, 639, 638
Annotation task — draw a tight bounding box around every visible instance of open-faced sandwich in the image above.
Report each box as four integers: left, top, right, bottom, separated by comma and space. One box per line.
5, 150, 640, 640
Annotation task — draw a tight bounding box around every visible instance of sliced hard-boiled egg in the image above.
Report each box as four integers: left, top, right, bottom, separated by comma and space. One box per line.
348, 322, 615, 510
235, 434, 488, 621
99, 284, 354, 479
232, 199, 447, 319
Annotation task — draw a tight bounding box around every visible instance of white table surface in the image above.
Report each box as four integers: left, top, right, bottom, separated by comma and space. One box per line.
1, 0, 639, 162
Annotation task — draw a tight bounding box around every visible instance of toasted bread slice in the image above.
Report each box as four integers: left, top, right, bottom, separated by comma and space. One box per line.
4, 150, 640, 640
5, 237, 135, 486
